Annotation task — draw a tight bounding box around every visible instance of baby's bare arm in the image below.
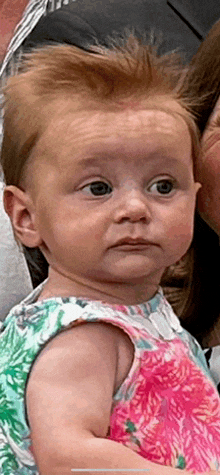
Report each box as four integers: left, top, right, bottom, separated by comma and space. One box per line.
26, 322, 215, 475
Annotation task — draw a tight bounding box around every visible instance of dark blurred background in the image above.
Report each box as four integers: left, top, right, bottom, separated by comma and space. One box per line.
23, 0, 220, 66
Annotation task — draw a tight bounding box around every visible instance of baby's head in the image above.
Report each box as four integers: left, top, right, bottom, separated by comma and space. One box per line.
1, 37, 201, 294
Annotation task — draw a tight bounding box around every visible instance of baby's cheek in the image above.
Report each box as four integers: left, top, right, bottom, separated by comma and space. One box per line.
164, 213, 194, 262
171, 221, 193, 245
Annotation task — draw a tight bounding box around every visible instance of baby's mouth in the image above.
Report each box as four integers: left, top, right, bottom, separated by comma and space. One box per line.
110, 238, 154, 250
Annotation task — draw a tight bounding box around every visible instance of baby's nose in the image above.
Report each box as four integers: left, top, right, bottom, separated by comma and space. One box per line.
114, 189, 151, 223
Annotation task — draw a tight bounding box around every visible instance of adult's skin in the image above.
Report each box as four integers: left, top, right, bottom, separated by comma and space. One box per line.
185, 18, 220, 347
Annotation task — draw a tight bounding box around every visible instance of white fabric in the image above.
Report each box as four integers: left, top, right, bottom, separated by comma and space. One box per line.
204, 346, 220, 390
0, 0, 49, 78
0, 0, 72, 78
209, 346, 220, 386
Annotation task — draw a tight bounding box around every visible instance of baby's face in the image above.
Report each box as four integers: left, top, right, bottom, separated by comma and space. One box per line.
26, 102, 199, 287
196, 97, 220, 235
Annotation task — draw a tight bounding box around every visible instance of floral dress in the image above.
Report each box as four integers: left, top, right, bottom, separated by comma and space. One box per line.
0, 283, 219, 474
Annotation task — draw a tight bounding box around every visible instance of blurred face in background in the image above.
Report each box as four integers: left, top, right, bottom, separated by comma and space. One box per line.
196, 97, 220, 236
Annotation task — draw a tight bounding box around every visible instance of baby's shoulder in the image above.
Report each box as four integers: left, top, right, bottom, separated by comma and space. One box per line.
28, 316, 134, 399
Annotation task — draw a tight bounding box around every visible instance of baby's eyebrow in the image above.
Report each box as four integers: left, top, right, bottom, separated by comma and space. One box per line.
74, 157, 107, 169
73, 155, 191, 175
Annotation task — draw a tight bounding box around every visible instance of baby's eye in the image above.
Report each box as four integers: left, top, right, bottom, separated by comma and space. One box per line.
82, 181, 112, 196
148, 179, 175, 195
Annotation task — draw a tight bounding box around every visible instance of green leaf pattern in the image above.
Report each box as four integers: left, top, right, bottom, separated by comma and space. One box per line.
0, 285, 216, 474
0, 295, 92, 474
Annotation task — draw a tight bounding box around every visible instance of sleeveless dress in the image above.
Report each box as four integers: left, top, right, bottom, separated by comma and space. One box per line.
0, 282, 219, 474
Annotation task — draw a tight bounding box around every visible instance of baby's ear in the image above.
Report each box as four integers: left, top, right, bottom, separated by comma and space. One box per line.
3, 186, 42, 248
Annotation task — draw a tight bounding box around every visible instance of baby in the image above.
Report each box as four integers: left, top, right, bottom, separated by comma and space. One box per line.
1, 37, 220, 475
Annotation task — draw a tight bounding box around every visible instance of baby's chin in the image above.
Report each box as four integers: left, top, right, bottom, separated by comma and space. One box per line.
99, 266, 165, 287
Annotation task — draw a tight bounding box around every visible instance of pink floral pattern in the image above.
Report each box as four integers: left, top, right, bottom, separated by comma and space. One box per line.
1, 283, 220, 474
105, 300, 220, 473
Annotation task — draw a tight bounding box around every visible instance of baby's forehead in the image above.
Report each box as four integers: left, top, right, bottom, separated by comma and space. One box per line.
37, 104, 189, 158
26, 103, 192, 182
44, 96, 190, 137
23, 100, 193, 195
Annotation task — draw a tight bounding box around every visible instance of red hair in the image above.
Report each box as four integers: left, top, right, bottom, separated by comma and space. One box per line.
1, 35, 200, 186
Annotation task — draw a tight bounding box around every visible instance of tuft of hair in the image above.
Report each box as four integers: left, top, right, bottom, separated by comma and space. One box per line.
1, 34, 200, 186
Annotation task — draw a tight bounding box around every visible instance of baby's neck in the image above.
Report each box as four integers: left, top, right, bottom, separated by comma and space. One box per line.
39, 267, 162, 305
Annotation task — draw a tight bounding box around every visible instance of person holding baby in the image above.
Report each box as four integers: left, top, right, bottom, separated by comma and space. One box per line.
182, 17, 220, 389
